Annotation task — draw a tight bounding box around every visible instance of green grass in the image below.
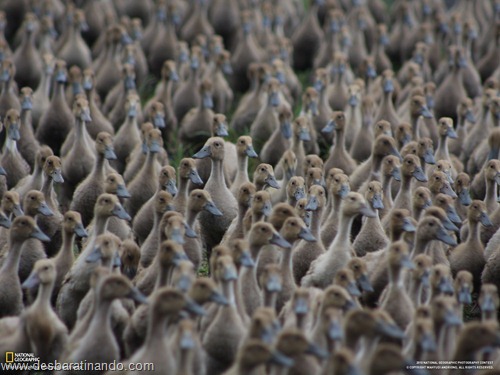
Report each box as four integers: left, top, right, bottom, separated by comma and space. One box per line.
197, 258, 210, 277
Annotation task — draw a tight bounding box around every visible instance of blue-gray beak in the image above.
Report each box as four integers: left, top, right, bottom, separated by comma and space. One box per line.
189, 170, 203, 185
38, 202, 53, 217
423, 150, 435, 164
193, 146, 211, 159
112, 204, 131, 221
204, 201, 223, 216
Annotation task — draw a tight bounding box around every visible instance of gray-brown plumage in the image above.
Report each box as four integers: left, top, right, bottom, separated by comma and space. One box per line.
51, 210, 87, 303
70, 132, 117, 227
450, 200, 491, 292
1, 109, 30, 189
125, 128, 165, 219
56, 194, 131, 329
0, 190, 52, 283
35, 60, 73, 154
0, 216, 49, 318
20, 259, 68, 363
353, 181, 389, 256
138, 191, 175, 269
193, 137, 238, 258
59, 274, 147, 373
379, 241, 415, 330
17, 87, 40, 169
133, 165, 177, 245
293, 185, 326, 285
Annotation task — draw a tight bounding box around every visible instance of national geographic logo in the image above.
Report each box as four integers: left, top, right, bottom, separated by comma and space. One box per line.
4, 352, 39, 364
5, 352, 13, 363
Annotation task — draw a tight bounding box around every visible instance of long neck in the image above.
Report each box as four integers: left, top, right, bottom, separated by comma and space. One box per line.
92, 152, 106, 181
188, 67, 199, 82
324, 193, 342, 224
330, 212, 354, 251
222, 278, 236, 306
310, 206, 323, 239
150, 209, 161, 240
3, 239, 23, 271
249, 243, 261, 261
209, 158, 226, 187
154, 259, 171, 290
334, 129, 346, 153
436, 135, 450, 160
177, 179, 189, 214
466, 219, 481, 248
41, 175, 56, 209
123, 115, 137, 132
22, 29, 35, 49
33, 280, 54, 310
54, 81, 65, 101
452, 65, 464, 84
20, 108, 33, 132
59, 229, 76, 261
186, 207, 199, 228
41, 73, 53, 97
410, 234, 431, 259
365, 209, 383, 229
408, 275, 423, 306
158, 76, 170, 100
143, 151, 157, 176
332, 193, 342, 213
233, 277, 248, 323
236, 204, 248, 231
477, 106, 490, 131
90, 90, 105, 122
75, 116, 92, 148
388, 263, 404, 289
235, 153, 249, 184
381, 91, 396, 116
280, 247, 293, 286
88, 297, 113, 335
1, 76, 10, 94
145, 310, 170, 348
68, 23, 79, 43
5, 135, 18, 154
349, 102, 363, 128
413, 205, 424, 221
375, 40, 386, 55
396, 172, 413, 201
178, 347, 194, 375
455, 114, 466, 133
319, 86, 329, 106
485, 177, 497, 210
292, 136, 305, 162
165, 79, 174, 102
263, 290, 277, 309
382, 175, 394, 205
370, 154, 383, 175
93, 214, 110, 238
